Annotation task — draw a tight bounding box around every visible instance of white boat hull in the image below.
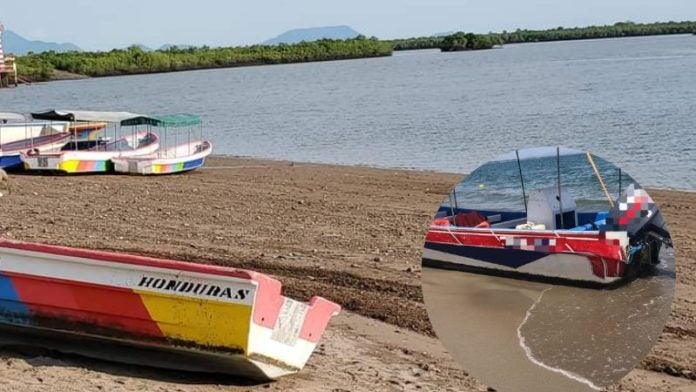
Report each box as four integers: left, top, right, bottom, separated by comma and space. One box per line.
113, 140, 212, 175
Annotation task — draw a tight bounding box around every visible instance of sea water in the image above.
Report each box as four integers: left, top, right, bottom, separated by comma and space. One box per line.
2, 34, 695, 189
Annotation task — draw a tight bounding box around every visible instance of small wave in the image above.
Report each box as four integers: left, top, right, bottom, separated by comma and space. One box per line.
517, 288, 603, 391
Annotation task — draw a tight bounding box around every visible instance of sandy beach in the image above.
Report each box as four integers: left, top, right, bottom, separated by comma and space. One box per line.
0, 155, 693, 391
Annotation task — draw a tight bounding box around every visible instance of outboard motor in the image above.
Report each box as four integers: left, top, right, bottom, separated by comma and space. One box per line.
600, 184, 671, 265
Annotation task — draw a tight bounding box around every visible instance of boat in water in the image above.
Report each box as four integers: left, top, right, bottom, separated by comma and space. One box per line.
22, 111, 160, 173
0, 238, 340, 379
112, 114, 213, 175
423, 149, 672, 287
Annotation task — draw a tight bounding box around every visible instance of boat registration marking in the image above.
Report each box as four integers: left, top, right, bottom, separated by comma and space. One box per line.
271, 298, 308, 346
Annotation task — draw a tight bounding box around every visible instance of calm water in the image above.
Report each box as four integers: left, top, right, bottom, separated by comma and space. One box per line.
448, 152, 639, 212
2, 34, 695, 189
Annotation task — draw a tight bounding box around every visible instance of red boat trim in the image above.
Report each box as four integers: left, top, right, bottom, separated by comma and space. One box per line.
0, 239, 256, 281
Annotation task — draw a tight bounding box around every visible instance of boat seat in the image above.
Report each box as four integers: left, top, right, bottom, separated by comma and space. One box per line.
432, 217, 452, 226
570, 212, 609, 231
453, 211, 488, 228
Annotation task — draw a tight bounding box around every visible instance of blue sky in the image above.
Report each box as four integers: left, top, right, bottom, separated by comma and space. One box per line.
2, 0, 695, 50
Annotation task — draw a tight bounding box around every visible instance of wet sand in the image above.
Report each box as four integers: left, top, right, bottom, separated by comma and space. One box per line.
0, 156, 693, 391
423, 246, 674, 391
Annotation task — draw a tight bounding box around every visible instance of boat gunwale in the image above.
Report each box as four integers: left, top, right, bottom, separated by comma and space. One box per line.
113, 140, 213, 164
0, 238, 258, 281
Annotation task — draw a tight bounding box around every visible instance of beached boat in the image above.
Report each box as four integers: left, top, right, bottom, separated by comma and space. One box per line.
22, 111, 160, 173
0, 239, 340, 379
0, 113, 73, 169
23, 131, 159, 173
0, 132, 74, 169
423, 150, 672, 286
0, 112, 70, 144
112, 114, 212, 175
113, 140, 213, 175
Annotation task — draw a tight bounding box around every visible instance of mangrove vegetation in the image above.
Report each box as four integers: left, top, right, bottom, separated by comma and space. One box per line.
391, 21, 696, 51
16, 36, 392, 81
14, 20, 696, 81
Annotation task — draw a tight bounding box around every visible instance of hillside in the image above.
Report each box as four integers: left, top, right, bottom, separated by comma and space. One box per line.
264, 25, 361, 44
3, 30, 80, 55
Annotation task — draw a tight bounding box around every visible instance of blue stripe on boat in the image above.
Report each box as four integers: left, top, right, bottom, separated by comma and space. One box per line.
424, 242, 548, 268
0, 155, 24, 169
182, 157, 204, 171
0, 273, 31, 324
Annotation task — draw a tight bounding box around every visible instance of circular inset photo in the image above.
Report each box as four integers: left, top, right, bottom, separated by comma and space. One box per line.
421, 146, 675, 392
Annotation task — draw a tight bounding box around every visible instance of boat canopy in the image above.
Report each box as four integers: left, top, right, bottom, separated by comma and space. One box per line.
120, 113, 201, 127
31, 110, 145, 123
0, 112, 27, 122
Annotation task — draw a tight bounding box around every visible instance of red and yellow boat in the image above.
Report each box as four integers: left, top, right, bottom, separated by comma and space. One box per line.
0, 239, 340, 379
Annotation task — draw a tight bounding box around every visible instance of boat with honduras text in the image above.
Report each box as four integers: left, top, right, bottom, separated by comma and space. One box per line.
0, 238, 340, 379
112, 114, 212, 175
423, 148, 672, 287
22, 110, 160, 174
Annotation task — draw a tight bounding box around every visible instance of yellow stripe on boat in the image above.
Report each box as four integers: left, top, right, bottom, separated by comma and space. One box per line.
135, 289, 253, 353
58, 160, 81, 173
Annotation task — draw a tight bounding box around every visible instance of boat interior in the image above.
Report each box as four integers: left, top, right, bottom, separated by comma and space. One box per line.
87, 132, 157, 152
434, 208, 609, 231
160, 140, 211, 158
435, 187, 610, 232
0, 132, 69, 151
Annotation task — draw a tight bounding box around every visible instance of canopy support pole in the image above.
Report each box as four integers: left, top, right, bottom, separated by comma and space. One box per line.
586, 152, 614, 208
515, 150, 528, 215
556, 147, 564, 229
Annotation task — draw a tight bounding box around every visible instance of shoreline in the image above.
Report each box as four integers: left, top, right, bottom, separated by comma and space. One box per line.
13, 31, 695, 86
208, 154, 696, 193
0, 156, 693, 391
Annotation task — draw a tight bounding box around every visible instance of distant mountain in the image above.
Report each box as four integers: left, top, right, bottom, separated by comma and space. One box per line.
2, 30, 81, 55
263, 25, 361, 45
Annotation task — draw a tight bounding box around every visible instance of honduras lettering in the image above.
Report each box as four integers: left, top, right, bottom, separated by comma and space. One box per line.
137, 276, 251, 301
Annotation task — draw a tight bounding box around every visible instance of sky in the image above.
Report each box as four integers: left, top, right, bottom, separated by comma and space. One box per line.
2, 0, 695, 51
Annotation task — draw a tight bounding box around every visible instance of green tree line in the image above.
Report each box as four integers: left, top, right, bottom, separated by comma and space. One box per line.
390, 20, 696, 51
16, 36, 392, 81
15, 20, 696, 80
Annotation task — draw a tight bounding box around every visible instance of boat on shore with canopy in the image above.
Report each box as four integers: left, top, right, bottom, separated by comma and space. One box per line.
0, 112, 73, 169
112, 113, 212, 175
0, 112, 70, 144
22, 110, 160, 174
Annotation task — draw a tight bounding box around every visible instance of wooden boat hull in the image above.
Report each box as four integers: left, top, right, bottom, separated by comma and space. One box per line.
22, 132, 159, 174
0, 239, 340, 379
424, 225, 631, 285
69, 122, 106, 140
112, 140, 213, 175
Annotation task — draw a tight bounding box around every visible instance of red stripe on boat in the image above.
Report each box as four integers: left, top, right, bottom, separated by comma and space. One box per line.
7, 271, 164, 338
0, 239, 256, 281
